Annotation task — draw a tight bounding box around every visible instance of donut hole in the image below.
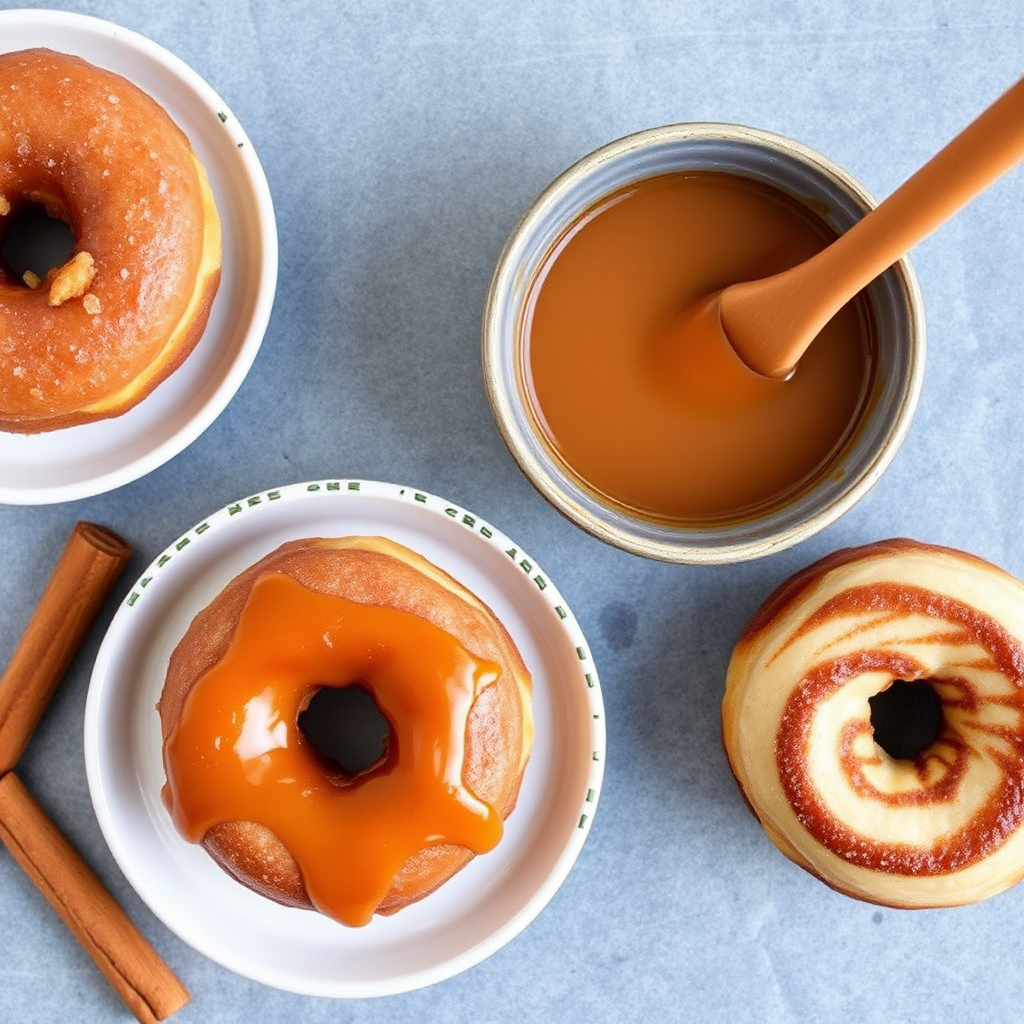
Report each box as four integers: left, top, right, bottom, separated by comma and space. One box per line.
0, 200, 75, 285
868, 679, 944, 761
297, 684, 392, 784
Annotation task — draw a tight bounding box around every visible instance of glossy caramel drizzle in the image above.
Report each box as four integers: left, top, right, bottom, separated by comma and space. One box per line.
775, 584, 1024, 874
162, 572, 504, 926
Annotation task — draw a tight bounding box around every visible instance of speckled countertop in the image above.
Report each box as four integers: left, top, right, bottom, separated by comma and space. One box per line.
2, 2, 1024, 1022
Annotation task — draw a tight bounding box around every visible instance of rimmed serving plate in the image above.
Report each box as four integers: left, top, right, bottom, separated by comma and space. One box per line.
0, 9, 278, 504
85, 480, 605, 997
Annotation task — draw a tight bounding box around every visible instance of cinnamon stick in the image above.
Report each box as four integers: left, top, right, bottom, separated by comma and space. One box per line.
0, 521, 132, 774
0, 522, 190, 1018
0, 771, 189, 1024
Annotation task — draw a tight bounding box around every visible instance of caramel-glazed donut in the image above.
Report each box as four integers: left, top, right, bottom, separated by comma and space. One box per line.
722, 538, 1024, 908
159, 536, 534, 926
0, 49, 221, 432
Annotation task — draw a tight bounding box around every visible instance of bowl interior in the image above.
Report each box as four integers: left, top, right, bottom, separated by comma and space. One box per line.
482, 124, 925, 563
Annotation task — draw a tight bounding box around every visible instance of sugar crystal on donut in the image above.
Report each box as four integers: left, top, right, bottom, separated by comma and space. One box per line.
158, 536, 534, 926
722, 538, 1024, 908
0, 48, 221, 432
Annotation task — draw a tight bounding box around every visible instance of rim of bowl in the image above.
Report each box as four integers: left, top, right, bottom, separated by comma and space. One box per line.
481, 122, 926, 564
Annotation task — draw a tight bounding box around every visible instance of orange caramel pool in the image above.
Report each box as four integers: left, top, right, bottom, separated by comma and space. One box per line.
522, 171, 877, 524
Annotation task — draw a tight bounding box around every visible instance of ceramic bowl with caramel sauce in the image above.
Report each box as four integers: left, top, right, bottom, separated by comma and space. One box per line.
482, 124, 925, 563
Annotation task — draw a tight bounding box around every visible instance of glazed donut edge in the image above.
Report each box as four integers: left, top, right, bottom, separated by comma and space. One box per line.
158, 535, 534, 921
0, 48, 223, 433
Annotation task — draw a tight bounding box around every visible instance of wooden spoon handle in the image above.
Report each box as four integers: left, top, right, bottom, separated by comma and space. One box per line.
814, 72, 1024, 301
726, 73, 1024, 375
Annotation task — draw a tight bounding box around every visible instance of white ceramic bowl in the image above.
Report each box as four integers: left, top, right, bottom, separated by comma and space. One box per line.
483, 124, 926, 564
0, 9, 278, 504
85, 480, 605, 997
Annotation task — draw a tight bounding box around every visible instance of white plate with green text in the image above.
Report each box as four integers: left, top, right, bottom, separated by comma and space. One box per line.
85, 480, 605, 997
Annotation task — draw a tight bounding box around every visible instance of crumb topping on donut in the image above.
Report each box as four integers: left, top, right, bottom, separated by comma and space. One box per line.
46, 251, 95, 307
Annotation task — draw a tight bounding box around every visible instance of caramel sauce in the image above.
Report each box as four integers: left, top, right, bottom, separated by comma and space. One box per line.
775, 584, 1024, 873
162, 573, 504, 926
523, 171, 876, 523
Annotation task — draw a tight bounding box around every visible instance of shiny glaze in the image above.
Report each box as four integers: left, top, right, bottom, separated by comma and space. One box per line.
0, 48, 221, 432
162, 572, 504, 926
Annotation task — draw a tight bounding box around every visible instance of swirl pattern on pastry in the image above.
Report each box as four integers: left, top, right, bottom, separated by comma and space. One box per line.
722, 538, 1024, 907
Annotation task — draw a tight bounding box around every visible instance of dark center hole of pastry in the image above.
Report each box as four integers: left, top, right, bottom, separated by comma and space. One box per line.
869, 679, 944, 760
0, 202, 75, 283
298, 684, 391, 781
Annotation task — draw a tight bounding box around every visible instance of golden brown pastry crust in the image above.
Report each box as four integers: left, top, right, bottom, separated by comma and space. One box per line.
159, 536, 534, 917
723, 538, 1024, 908
0, 48, 221, 432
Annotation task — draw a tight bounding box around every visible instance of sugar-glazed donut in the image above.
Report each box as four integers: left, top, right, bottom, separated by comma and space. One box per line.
722, 538, 1024, 908
159, 536, 534, 926
0, 48, 221, 432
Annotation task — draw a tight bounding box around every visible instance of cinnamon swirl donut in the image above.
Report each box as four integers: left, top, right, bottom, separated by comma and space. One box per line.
159, 536, 534, 926
0, 48, 221, 432
722, 538, 1024, 907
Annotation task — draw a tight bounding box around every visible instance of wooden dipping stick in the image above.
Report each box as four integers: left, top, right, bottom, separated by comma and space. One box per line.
0, 522, 189, 1023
